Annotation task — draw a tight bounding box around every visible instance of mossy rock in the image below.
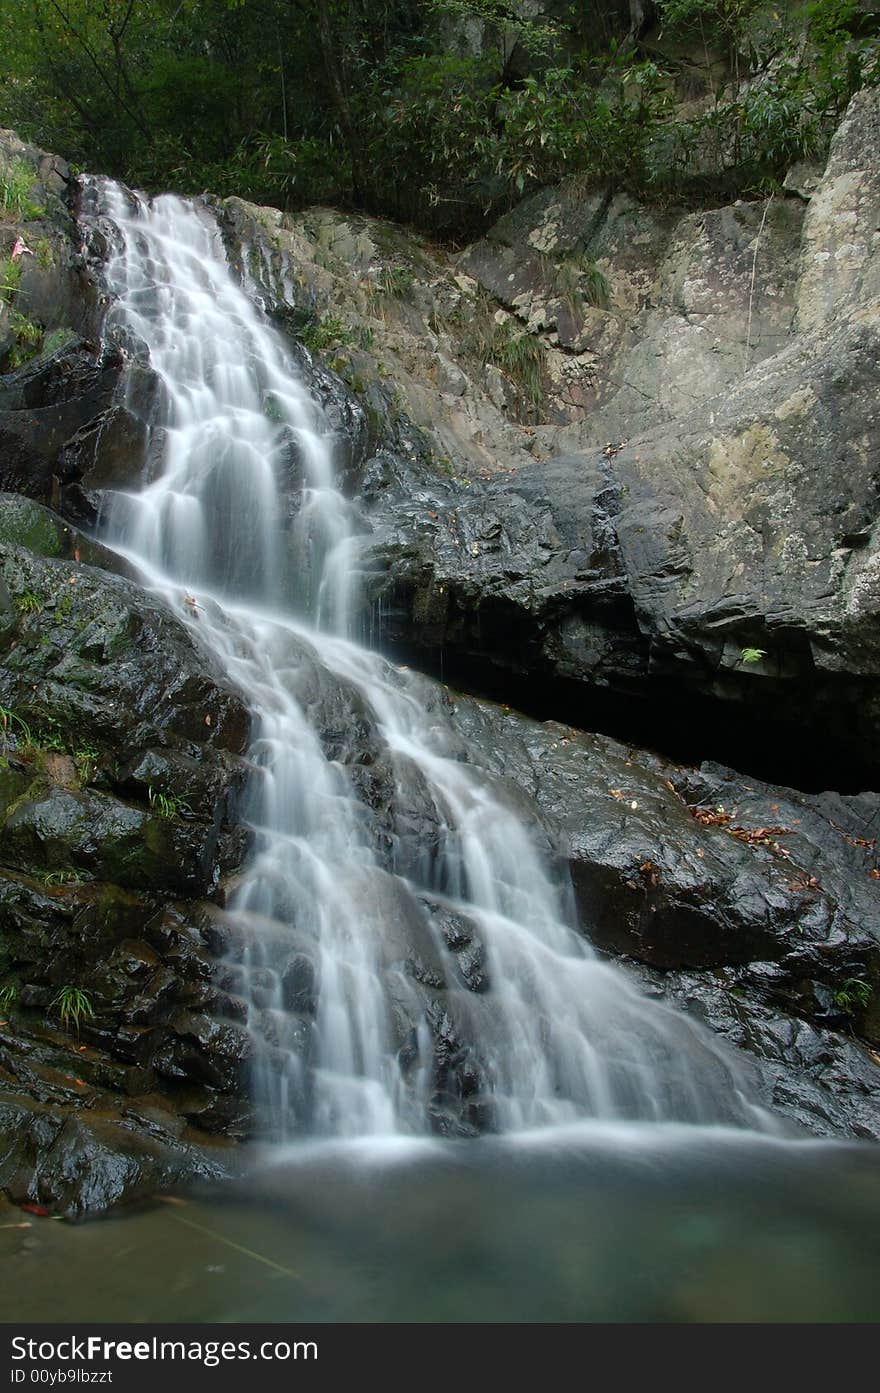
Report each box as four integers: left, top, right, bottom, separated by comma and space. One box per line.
0, 786, 219, 894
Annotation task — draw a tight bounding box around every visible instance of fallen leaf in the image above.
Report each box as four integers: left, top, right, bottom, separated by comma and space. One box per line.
19, 1203, 50, 1217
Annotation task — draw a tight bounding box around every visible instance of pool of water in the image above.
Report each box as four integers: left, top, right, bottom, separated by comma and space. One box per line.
5, 1125, 880, 1323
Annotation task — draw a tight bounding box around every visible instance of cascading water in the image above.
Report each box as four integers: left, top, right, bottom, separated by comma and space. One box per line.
89, 179, 773, 1143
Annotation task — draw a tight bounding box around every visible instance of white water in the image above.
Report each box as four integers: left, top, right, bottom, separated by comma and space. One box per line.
91, 181, 773, 1142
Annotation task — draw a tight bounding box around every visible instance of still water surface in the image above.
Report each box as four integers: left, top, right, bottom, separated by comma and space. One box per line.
6, 1127, 880, 1323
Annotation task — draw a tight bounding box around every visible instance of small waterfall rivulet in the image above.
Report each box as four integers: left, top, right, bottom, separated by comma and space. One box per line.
90, 180, 774, 1143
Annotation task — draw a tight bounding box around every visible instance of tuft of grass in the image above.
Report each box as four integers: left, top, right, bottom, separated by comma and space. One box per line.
42, 868, 86, 887
0, 704, 31, 751
73, 742, 100, 786
148, 785, 193, 820
486, 319, 545, 415
433, 290, 545, 419
0, 158, 41, 220
0, 983, 18, 1012
14, 589, 42, 616
582, 261, 611, 309
5, 311, 44, 369
51, 985, 95, 1034
0, 254, 21, 303
376, 263, 415, 298
833, 978, 873, 1015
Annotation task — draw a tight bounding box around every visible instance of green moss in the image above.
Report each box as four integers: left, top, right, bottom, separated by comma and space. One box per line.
41, 327, 76, 356
0, 498, 67, 556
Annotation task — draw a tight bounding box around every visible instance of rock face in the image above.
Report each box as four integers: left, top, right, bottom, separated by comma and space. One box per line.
220, 92, 880, 783
0, 496, 253, 1214
348, 89, 880, 784
444, 694, 880, 1141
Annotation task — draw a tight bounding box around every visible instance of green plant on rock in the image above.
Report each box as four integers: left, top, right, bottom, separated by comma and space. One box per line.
298, 313, 353, 354
51, 985, 94, 1034
5, 310, 43, 368
0, 704, 31, 751
42, 868, 86, 887
833, 977, 873, 1015
31, 236, 53, 269
740, 646, 767, 664
33, 716, 67, 753
376, 263, 415, 298
14, 589, 42, 616
148, 785, 193, 820
582, 261, 611, 310
486, 321, 545, 415
0, 158, 40, 220
72, 742, 100, 786
0, 254, 21, 302
0, 983, 18, 1012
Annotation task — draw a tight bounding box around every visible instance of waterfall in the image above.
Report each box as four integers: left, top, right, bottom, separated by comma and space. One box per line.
90, 180, 772, 1141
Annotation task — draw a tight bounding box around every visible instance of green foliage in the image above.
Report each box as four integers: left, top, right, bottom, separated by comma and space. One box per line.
298, 313, 354, 354
0, 704, 31, 751
0, 254, 21, 302
551, 257, 612, 312
376, 264, 415, 298
42, 868, 86, 887
0, 982, 18, 1011
14, 589, 42, 616
31, 236, 54, 269
0, 0, 876, 240
833, 977, 873, 1014
3, 311, 45, 371
740, 646, 767, 664
33, 715, 67, 754
485, 320, 545, 415
148, 785, 192, 820
0, 157, 40, 219
73, 742, 100, 786
50, 985, 95, 1034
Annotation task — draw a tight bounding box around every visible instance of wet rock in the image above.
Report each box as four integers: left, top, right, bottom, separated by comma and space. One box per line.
0, 1092, 237, 1219
0, 496, 256, 1209
630, 966, 880, 1142
0, 522, 251, 755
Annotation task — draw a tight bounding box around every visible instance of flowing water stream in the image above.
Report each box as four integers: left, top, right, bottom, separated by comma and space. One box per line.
90, 179, 773, 1146
4, 175, 877, 1326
